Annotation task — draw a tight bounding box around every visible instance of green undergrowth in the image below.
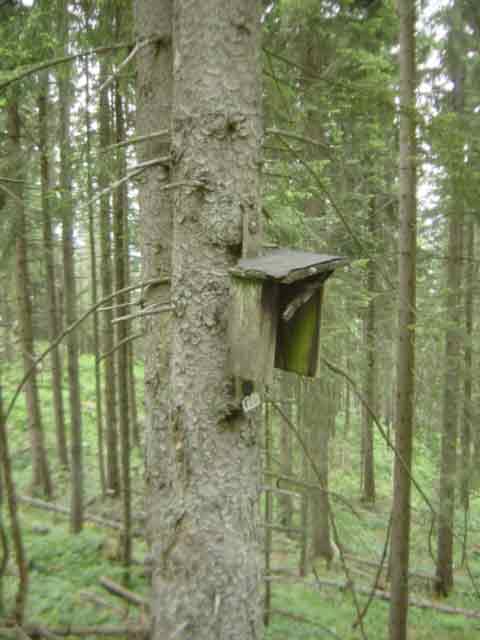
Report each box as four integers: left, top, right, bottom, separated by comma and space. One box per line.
2, 354, 480, 637
4, 515, 148, 628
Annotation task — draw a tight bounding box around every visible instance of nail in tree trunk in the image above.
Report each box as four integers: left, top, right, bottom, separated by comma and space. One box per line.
57, 0, 83, 532
388, 0, 417, 637
137, 1, 263, 636
38, 72, 69, 470
9, 98, 52, 499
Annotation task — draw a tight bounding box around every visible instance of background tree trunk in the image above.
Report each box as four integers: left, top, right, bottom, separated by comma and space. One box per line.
9, 98, 52, 499
435, 1, 465, 595
113, 14, 131, 566
362, 194, 377, 503
98, 50, 119, 497
57, 0, 83, 532
389, 0, 417, 636
38, 72, 69, 470
307, 378, 333, 567
84, 51, 106, 496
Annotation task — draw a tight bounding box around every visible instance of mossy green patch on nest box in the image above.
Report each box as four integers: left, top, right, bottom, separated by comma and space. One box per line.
229, 249, 346, 383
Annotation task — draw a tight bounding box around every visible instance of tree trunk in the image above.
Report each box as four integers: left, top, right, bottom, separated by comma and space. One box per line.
307, 378, 333, 568
362, 195, 377, 503
113, 16, 131, 567
57, 0, 83, 532
98, 53, 119, 497
84, 51, 106, 496
9, 98, 52, 499
0, 369, 28, 624
389, 0, 417, 637
135, 0, 174, 592
38, 72, 69, 470
463, 222, 475, 489
278, 373, 293, 529
138, 1, 263, 637
435, 3, 465, 596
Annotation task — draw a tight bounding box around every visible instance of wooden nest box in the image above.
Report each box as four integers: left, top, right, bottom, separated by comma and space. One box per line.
229, 248, 347, 384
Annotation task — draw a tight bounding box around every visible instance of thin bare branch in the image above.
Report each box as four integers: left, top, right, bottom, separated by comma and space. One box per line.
100, 130, 169, 154
3, 278, 168, 426
269, 398, 369, 640
97, 333, 144, 364
0, 43, 132, 92
85, 157, 170, 211
98, 37, 160, 94
111, 304, 172, 324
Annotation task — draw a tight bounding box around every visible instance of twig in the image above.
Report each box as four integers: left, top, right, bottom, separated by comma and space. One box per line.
267, 609, 342, 640
310, 577, 480, 621
0, 625, 147, 638
159, 180, 205, 191
85, 157, 169, 210
111, 304, 172, 324
3, 277, 168, 426
97, 333, 144, 364
100, 129, 169, 154
99, 576, 149, 610
99, 39, 146, 94
0, 43, 132, 92
17, 495, 144, 537
98, 300, 139, 312
353, 511, 392, 628
79, 591, 125, 617
321, 356, 480, 599
269, 399, 369, 640
266, 470, 362, 519
266, 127, 333, 152
28, 628, 60, 640
0, 177, 25, 184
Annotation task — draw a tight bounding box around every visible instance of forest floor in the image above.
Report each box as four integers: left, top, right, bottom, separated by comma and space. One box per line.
2, 353, 480, 638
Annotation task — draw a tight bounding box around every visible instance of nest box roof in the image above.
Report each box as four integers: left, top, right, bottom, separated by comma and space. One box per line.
230, 248, 347, 284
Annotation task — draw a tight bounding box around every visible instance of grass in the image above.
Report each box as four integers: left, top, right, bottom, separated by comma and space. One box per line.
1, 352, 480, 638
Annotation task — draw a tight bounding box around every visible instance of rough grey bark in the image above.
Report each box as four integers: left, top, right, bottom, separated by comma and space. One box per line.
138, 1, 264, 638
435, 2, 465, 596
39, 73, 69, 470
389, 0, 417, 637
57, 0, 83, 532
135, 0, 173, 587
9, 98, 52, 499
